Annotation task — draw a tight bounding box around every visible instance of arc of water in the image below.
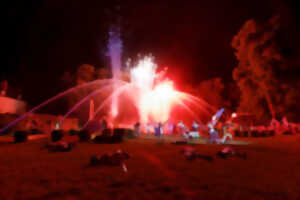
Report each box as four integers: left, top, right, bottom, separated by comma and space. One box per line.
176, 92, 217, 112
107, 27, 123, 119
175, 92, 215, 116
0, 79, 125, 133
89, 99, 95, 121
173, 98, 202, 123
56, 82, 126, 131
81, 83, 134, 130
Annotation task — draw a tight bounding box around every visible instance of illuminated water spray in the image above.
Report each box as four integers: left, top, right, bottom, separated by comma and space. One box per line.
129, 56, 178, 123
105, 25, 214, 125
130, 56, 157, 91
100, 51, 215, 125
0, 27, 215, 133
107, 27, 181, 124
107, 26, 122, 118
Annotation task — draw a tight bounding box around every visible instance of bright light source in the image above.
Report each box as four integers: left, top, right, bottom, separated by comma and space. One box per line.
129, 56, 179, 123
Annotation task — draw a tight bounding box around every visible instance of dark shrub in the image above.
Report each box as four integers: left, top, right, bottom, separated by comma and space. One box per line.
14, 131, 28, 143
90, 155, 100, 166
102, 128, 112, 136
78, 130, 90, 142
0, 126, 12, 135
69, 129, 79, 136
93, 135, 123, 144
251, 131, 258, 137
282, 131, 292, 135
110, 134, 123, 143
172, 141, 188, 145
93, 135, 106, 143
113, 128, 126, 137
256, 132, 262, 137
30, 129, 43, 135
125, 129, 135, 139
51, 130, 64, 142
269, 130, 275, 136
92, 129, 123, 144
113, 128, 126, 140
234, 130, 240, 137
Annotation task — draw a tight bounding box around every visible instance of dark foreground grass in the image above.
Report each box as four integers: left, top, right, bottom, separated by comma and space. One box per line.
0, 135, 300, 200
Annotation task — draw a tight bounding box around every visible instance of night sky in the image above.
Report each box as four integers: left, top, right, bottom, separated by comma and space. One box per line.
4, 0, 299, 107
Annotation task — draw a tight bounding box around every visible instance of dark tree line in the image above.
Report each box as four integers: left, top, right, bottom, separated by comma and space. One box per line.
60, 13, 300, 124
232, 15, 300, 123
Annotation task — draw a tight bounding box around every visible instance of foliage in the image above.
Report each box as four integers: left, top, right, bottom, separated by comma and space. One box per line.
183, 78, 227, 110
76, 64, 96, 85
14, 131, 28, 143
60, 64, 109, 117
69, 129, 79, 136
96, 67, 111, 80
51, 130, 64, 142
196, 78, 226, 109
232, 15, 300, 123
78, 130, 90, 142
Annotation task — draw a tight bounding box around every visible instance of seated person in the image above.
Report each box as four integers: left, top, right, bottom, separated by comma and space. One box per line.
217, 146, 247, 159
44, 141, 76, 152
90, 149, 130, 166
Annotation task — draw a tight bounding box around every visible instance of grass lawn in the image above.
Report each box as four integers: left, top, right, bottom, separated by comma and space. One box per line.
0, 134, 300, 200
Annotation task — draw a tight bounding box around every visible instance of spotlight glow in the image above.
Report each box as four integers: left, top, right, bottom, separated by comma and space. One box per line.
128, 56, 179, 123
130, 56, 157, 91
106, 55, 214, 126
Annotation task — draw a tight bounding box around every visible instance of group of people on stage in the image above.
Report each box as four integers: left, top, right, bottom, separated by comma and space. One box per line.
268, 117, 299, 134
131, 114, 299, 144
132, 118, 235, 144
139, 120, 203, 137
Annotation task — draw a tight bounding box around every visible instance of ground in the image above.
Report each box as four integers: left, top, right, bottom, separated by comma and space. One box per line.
0, 134, 300, 200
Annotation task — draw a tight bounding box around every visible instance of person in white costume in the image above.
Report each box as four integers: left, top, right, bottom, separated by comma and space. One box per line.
221, 124, 233, 144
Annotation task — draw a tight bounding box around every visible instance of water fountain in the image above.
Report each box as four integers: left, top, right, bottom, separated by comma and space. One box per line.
107, 26, 123, 119
0, 27, 216, 133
